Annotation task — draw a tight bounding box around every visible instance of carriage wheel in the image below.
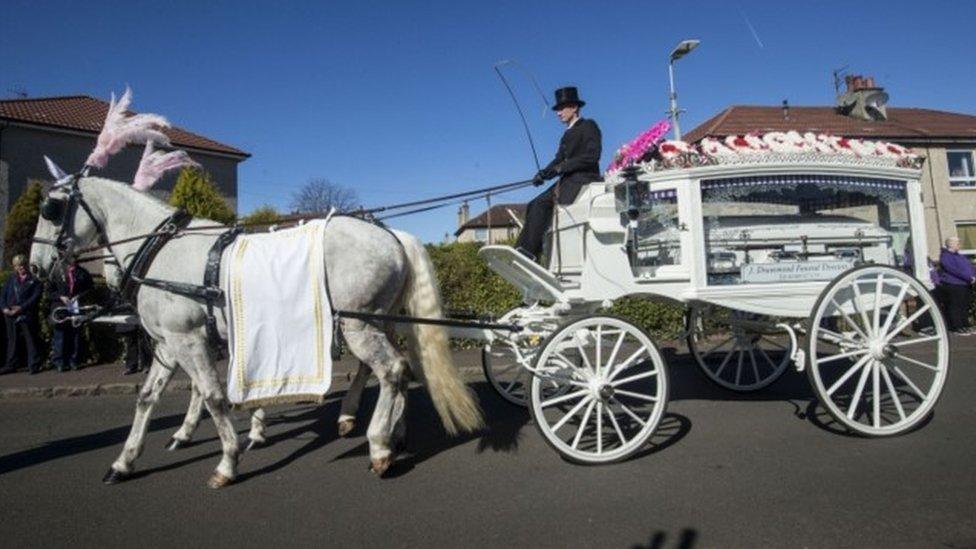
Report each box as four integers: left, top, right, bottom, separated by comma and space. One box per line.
687, 304, 791, 392
529, 316, 669, 464
807, 265, 949, 436
482, 340, 537, 407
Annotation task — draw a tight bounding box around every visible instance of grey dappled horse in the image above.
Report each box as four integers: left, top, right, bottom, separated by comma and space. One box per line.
31, 177, 482, 487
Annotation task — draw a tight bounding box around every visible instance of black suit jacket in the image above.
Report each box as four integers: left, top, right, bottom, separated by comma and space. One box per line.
47, 265, 94, 301
542, 118, 602, 203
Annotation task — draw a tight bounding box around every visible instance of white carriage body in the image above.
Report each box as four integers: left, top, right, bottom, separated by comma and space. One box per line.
481, 158, 929, 318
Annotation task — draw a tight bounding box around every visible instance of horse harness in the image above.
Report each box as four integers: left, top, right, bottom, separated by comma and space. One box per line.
38, 177, 242, 353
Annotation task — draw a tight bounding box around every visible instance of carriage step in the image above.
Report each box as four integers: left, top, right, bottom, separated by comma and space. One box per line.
479, 245, 567, 304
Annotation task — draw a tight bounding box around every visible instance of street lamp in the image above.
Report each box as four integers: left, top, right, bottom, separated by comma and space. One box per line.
668, 39, 700, 140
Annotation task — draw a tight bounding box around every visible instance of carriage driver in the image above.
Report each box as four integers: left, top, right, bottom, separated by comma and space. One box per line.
515, 86, 602, 261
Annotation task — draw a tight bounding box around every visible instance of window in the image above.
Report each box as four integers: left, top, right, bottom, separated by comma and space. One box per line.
473, 228, 488, 242
947, 150, 976, 188
957, 222, 976, 255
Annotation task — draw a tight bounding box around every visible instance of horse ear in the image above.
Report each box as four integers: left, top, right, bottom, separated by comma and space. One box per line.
44, 155, 69, 181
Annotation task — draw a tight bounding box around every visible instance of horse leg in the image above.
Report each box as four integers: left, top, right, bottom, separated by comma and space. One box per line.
338, 362, 370, 437
342, 321, 409, 476
245, 408, 267, 450
174, 341, 240, 489
104, 351, 178, 484
166, 385, 204, 450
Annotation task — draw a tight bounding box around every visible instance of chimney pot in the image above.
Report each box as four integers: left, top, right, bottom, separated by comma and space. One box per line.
845, 75, 854, 90
864, 76, 875, 88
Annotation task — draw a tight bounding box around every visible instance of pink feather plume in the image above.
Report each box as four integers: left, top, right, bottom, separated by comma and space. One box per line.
85, 87, 171, 169
132, 141, 200, 191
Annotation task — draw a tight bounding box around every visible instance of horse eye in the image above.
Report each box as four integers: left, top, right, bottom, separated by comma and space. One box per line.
40, 198, 66, 224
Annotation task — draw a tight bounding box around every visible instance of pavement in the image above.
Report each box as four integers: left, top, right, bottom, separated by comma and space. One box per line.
0, 337, 974, 547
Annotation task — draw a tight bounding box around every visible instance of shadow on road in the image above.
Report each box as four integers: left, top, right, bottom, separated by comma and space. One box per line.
632, 528, 699, 549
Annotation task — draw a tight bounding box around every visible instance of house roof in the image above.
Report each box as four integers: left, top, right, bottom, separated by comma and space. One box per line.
0, 95, 249, 158
455, 203, 526, 236
684, 105, 976, 144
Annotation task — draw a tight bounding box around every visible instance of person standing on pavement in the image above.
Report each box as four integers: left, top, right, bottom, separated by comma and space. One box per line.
938, 236, 975, 335
0, 255, 44, 374
48, 261, 93, 372
514, 86, 602, 261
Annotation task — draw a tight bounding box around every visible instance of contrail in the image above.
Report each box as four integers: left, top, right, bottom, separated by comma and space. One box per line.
737, 5, 765, 49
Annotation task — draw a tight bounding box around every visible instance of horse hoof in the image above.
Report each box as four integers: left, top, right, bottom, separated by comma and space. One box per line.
207, 472, 233, 489
337, 419, 355, 437
102, 468, 131, 485
370, 457, 394, 477
165, 437, 189, 451
244, 439, 264, 452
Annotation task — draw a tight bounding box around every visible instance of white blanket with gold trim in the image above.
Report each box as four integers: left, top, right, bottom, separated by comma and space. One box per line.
224, 220, 332, 407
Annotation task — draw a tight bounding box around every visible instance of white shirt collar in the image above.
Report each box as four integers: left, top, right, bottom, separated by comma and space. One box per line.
567, 117, 580, 129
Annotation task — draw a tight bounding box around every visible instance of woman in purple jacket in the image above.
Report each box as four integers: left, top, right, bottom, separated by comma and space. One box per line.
939, 237, 975, 335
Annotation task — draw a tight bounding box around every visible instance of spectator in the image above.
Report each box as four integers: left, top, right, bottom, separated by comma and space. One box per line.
118, 322, 153, 375
939, 237, 975, 335
0, 255, 43, 374
48, 261, 93, 372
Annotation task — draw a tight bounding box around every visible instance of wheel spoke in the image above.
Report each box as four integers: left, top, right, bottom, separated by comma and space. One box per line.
699, 336, 735, 360
714, 346, 737, 377
503, 367, 525, 392
816, 327, 863, 348
611, 397, 647, 427
607, 347, 649, 382
872, 361, 881, 428
605, 403, 626, 444
846, 359, 874, 420
872, 274, 885, 334
891, 335, 941, 348
830, 298, 871, 341
602, 332, 626, 377
576, 339, 596, 375
611, 370, 658, 387
880, 363, 907, 422
571, 400, 596, 450
851, 278, 875, 337
890, 352, 939, 372
758, 347, 779, 370
889, 365, 927, 400
879, 281, 910, 337
759, 336, 788, 351
884, 304, 931, 343
540, 388, 589, 409
596, 402, 603, 454
749, 349, 760, 383
817, 348, 869, 364
826, 354, 872, 396
734, 350, 744, 385
615, 389, 658, 403
551, 396, 593, 432
595, 325, 603, 374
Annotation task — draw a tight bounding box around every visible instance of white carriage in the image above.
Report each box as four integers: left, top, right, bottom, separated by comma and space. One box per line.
476, 148, 949, 464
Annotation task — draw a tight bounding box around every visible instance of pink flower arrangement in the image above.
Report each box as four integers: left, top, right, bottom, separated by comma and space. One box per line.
607, 119, 671, 172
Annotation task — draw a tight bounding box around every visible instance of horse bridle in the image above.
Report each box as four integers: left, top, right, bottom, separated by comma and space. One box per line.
35, 174, 114, 267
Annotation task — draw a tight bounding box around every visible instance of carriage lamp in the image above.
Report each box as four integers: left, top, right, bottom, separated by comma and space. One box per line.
668, 39, 700, 140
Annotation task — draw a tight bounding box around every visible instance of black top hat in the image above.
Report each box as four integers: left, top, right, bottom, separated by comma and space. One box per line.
552, 86, 585, 111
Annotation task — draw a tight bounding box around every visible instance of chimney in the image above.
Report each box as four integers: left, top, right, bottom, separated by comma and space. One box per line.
836, 73, 889, 121
457, 201, 470, 228
782, 99, 790, 120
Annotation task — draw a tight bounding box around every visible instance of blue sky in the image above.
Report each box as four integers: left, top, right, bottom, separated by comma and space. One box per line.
3, 0, 975, 242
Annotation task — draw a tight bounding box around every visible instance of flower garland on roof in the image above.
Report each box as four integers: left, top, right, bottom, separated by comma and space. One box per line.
604, 129, 923, 177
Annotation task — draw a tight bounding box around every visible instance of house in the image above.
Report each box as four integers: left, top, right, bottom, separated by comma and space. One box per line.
0, 94, 249, 258
684, 75, 976, 257
455, 202, 526, 244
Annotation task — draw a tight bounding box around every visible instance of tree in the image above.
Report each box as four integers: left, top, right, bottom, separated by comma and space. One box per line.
239, 205, 282, 227
289, 178, 359, 214
169, 167, 235, 224
4, 180, 44, 265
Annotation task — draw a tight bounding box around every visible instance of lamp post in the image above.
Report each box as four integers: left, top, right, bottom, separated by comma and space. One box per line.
668, 39, 700, 140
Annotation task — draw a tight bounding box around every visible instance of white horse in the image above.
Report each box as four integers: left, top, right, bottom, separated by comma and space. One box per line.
31, 176, 483, 487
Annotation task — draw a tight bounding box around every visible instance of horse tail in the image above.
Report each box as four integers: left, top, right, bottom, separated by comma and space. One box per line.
392, 230, 483, 435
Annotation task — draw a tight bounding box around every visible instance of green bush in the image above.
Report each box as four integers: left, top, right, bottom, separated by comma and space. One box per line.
3, 181, 44, 266
169, 167, 235, 224
605, 297, 687, 341
239, 205, 282, 227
